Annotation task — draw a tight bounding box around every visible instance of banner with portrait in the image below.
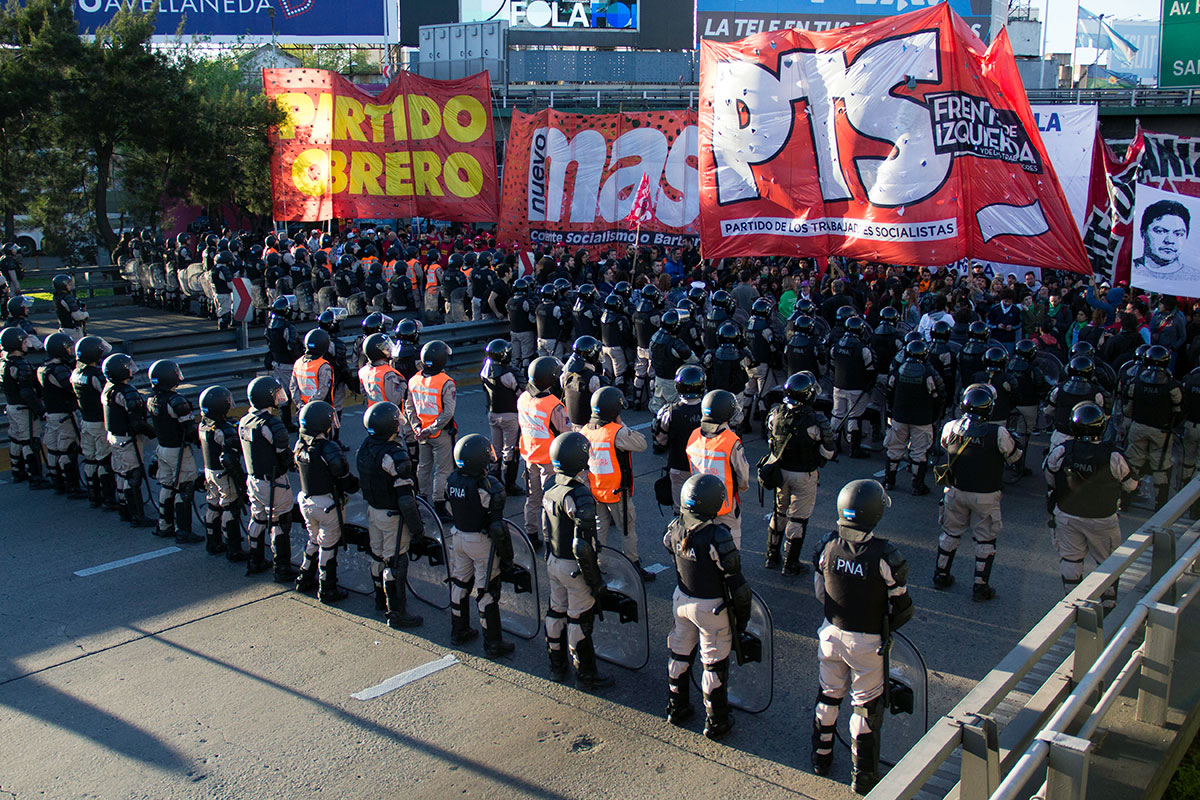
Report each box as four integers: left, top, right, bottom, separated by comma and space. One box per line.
1131, 184, 1200, 297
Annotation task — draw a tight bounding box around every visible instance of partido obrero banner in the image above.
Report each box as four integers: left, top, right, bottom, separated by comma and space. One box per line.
697, 4, 1090, 273
264, 69, 499, 223
498, 109, 700, 255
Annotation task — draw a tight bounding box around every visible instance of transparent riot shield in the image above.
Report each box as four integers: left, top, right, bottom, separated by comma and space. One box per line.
315, 286, 338, 316
834, 630, 929, 767
335, 494, 377, 595
294, 281, 315, 318
1037, 350, 1063, 385
407, 496, 450, 609
1003, 410, 1031, 485
691, 588, 774, 713
346, 291, 369, 316
147, 262, 167, 291
594, 545, 649, 670
496, 519, 541, 640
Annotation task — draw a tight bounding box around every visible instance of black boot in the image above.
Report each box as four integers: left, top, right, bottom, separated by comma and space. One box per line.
50, 462, 67, 495
634, 560, 656, 582
702, 658, 734, 740
155, 490, 176, 538
386, 560, 423, 628
64, 455, 88, 498
482, 603, 514, 658
273, 522, 297, 582
372, 574, 387, 611
812, 717, 837, 776
912, 460, 930, 496
224, 514, 246, 562
87, 473, 104, 508
973, 551, 996, 602
205, 513, 226, 554
1156, 483, 1170, 510
883, 460, 898, 490
100, 471, 119, 511
851, 698, 885, 795
245, 534, 272, 576
175, 491, 203, 544
764, 517, 782, 569
573, 636, 613, 690
295, 555, 318, 592
504, 459, 525, 496
547, 631, 569, 683
10, 452, 27, 484
849, 429, 868, 459
667, 650, 696, 725
26, 447, 51, 490
782, 536, 809, 576
126, 485, 153, 529
933, 547, 956, 588
318, 555, 349, 604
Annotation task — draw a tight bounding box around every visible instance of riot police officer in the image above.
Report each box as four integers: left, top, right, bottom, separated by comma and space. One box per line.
408, 340, 457, 521
664, 473, 752, 740
4, 296, 42, 352
317, 309, 353, 429
742, 299, 779, 433
973, 347, 1017, 423
885, 340, 946, 495
1181, 366, 1200, 515
101, 353, 154, 525
571, 284, 601, 339
536, 284, 567, 358
360, 331, 420, 483
653, 365, 706, 512
293, 401, 360, 604
71, 335, 117, 509
265, 296, 302, 431
391, 318, 421, 380
543, 431, 614, 689
238, 376, 296, 580
447, 433, 515, 657
519, 356, 570, 550
290, 328, 334, 410
1045, 402, 1138, 613
600, 293, 634, 395
507, 277, 539, 371
958, 321, 991, 389
481, 338, 523, 496
785, 315, 824, 377
934, 385, 1022, 601
871, 307, 903, 374
1045, 357, 1107, 450
927, 320, 958, 399
703, 322, 750, 429
562, 336, 605, 431
1123, 344, 1182, 509
148, 360, 203, 544
212, 251, 236, 330
702, 290, 736, 352
649, 310, 696, 415
811, 479, 913, 794
357, 401, 425, 628
687, 390, 751, 547
198, 385, 246, 560
469, 253, 496, 320
36, 332, 85, 498
354, 312, 392, 375
52, 274, 89, 340
631, 284, 663, 410
1011, 339, 1051, 435
677, 285, 706, 355
831, 316, 876, 458
764, 372, 835, 574
2, 325, 49, 489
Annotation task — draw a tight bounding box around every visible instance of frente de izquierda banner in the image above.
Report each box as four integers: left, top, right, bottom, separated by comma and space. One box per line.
264, 69, 499, 222
698, 4, 1091, 273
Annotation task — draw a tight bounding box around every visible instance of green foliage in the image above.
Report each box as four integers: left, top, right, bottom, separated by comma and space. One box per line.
1167, 735, 1200, 800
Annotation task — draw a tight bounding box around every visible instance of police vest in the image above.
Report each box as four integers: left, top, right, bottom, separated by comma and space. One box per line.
446, 471, 490, 532
1056, 440, 1120, 518
832, 337, 871, 390
582, 422, 631, 504
769, 406, 823, 472
296, 435, 338, 496
562, 366, 598, 426
358, 437, 409, 510
536, 302, 562, 340
266, 323, 296, 363
1054, 380, 1098, 433
667, 400, 703, 471
482, 363, 518, 414
148, 390, 188, 448
958, 343, 987, 385
600, 311, 628, 348
199, 420, 238, 473
393, 344, 418, 380
871, 326, 899, 368
632, 306, 659, 348
820, 535, 889, 634
786, 334, 821, 375
709, 347, 746, 394
747, 317, 773, 364
1183, 373, 1200, 424
293, 357, 330, 405
71, 364, 105, 423
669, 519, 731, 600
239, 411, 287, 479
508, 296, 535, 333
0, 354, 30, 407
518, 391, 562, 464
1010, 357, 1041, 406
545, 477, 595, 560
944, 420, 1005, 493
929, 342, 957, 393
102, 382, 142, 437
1131, 370, 1176, 430
687, 427, 740, 516
38, 363, 76, 415
55, 293, 80, 329
892, 360, 936, 425
410, 371, 451, 438
362, 362, 401, 407
573, 302, 599, 338
424, 267, 440, 292
702, 310, 728, 352
650, 330, 686, 378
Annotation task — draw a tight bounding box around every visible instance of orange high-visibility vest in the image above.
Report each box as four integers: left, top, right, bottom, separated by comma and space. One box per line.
425, 266, 440, 292
686, 427, 739, 516
294, 357, 329, 405
381, 259, 396, 282
410, 371, 451, 438
581, 421, 630, 504
362, 362, 400, 407
518, 392, 562, 464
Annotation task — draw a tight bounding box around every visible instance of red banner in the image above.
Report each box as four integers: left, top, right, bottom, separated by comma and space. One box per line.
697, 5, 1090, 273
498, 110, 699, 255
263, 68, 499, 223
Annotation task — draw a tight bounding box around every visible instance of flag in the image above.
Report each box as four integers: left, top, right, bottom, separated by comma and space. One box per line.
625, 172, 656, 231
1098, 18, 1138, 64
1076, 7, 1099, 48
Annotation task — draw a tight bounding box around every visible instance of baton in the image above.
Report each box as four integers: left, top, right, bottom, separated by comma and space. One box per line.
131, 434, 161, 513
879, 612, 893, 710
721, 577, 745, 667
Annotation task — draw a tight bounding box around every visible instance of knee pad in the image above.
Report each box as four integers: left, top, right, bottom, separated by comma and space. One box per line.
1060, 557, 1085, 583
973, 537, 997, 559
702, 657, 730, 694
318, 545, 337, 566
815, 691, 844, 726
851, 694, 886, 737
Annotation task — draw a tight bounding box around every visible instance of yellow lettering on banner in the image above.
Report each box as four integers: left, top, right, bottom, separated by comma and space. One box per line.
443, 152, 483, 198
276, 92, 332, 140
290, 148, 347, 196
334, 96, 368, 142
443, 95, 487, 143
329, 150, 348, 194
408, 95, 442, 140
412, 151, 444, 196
385, 151, 414, 196
364, 104, 391, 144
350, 151, 385, 195
389, 96, 408, 141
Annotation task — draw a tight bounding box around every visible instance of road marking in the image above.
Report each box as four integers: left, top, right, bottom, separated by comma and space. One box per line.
352, 654, 460, 700
643, 562, 670, 575
631, 421, 653, 430
74, 546, 181, 577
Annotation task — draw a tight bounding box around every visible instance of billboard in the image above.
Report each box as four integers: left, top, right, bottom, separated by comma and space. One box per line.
696, 5, 1089, 273
509, 0, 638, 30
498, 110, 699, 253
1107, 18, 1160, 85
697, 0, 994, 43
1160, 0, 1200, 88
263, 68, 499, 223
73, 0, 395, 44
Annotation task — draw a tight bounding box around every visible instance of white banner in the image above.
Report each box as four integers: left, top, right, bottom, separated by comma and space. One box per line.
1131, 184, 1200, 297
1029, 104, 1097, 232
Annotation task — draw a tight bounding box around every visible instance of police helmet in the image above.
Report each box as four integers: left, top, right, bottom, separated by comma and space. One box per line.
7, 295, 33, 319
931, 320, 952, 341
394, 318, 421, 344
614, 280, 632, 300
962, 383, 996, 418
1070, 401, 1107, 441
538, 284, 557, 302
844, 316, 867, 337
304, 328, 331, 359
485, 338, 512, 365
794, 315, 816, 336
448, 253, 464, 271
572, 335, 601, 363
904, 339, 929, 360
205, 234, 219, 248
270, 296, 293, 319
1134, 343, 1152, 364
1015, 339, 1038, 359
248, 375, 287, 410
675, 365, 706, 399
836, 479, 891, 533
0, 326, 26, 353
362, 333, 392, 363
590, 385, 625, 423
982, 346, 1008, 372
967, 321, 989, 342
363, 401, 401, 440
796, 298, 817, 317
1070, 341, 1096, 360
751, 298, 773, 318
549, 431, 590, 476
420, 340, 451, 373
554, 278, 571, 299
362, 312, 387, 335
199, 385, 233, 421
879, 306, 900, 324
701, 389, 738, 425
528, 356, 562, 392
660, 309, 681, 332
1145, 344, 1171, 370
454, 433, 495, 476
717, 321, 742, 345
148, 359, 183, 390
836, 305, 857, 324
43, 332, 75, 363
639, 284, 661, 305
603, 293, 624, 313
265, 252, 282, 268
686, 284, 707, 306
74, 335, 112, 365
317, 308, 342, 334
513, 276, 531, 295
712, 290, 734, 313
577, 283, 597, 302
102, 352, 137, 383
298, 400, 336, 437
784, 371, 818, 407
681, 473, 726, 521
1066, 355, 1096, 381
52, 274, 74, 294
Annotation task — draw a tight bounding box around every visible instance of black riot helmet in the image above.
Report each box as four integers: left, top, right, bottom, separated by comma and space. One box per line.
539, 284, 557, 302
930, 320, 952, 341
602, 293, 624, 313
1070, 340, 1096, 360
304, 328, 331, 359
1133, 343, 1152, 364
904, 331, 922, 345
363, 401, 401, 440
1066, 355, 1096, 381
590, 385, 625, 423
0, 326, 25, 353
454, 433, 495, 476
660, 309, 681, 332
199, 385, 233, 421
613, 280, 632, 300
794, 315, 816, 336
7, 295, 33, 319
52, 274, 74, 294
148, 359, 183, 390
528, 356, 561, 392
836, 479, 891, 534
102, 352, 136, 383
783, 371, 818, 407
362, 333, 392, 363
248, 375, 287, 410
554, 277, 571, 299
395, 318, 421, 344
43, 332, 75, 364
687, 284, 706, 305
796, 298, 817, 317
717, 321, 741, 345
639, 284, 661, 305
844, 316, 867, 338
1014, 339, 1038, 359
313, 250, 329, 268
681, 473, 726, 521
836, 305, 857, 324
485, 338, 512, 365
1070, 401, 1107, 441
712, 289, 734, 313
1145, 344, 1171, 370
967, 321, 989, 342
361, 312, 387, 335
751, 298, 773, 318
577, 283, 597, 302
318, 308, 343, 334
298, 400, 336, 437
904, 339, 929, 360
962, 383, 996, 419
549, 431, 590, 476
878, 306, 900, 324
572, 335, 601, 363
420, 340, 451, 373
675, 365, 706, 399
701, 389, 738, 425
205, 233, 219, 249
982, 346, 1009, 372
270, 296, 293, 319
513, 276, 532, 295
74, 335, 112, 366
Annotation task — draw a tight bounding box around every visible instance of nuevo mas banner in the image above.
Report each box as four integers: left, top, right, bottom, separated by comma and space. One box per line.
264, 68, 499, 223
697, 4, 1089, 273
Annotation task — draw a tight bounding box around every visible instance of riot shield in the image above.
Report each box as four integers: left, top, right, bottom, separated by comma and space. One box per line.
816, 372, 834, 415
833, 630, 929, 766
251, 281, 269, 311
346, 291, 369, 316
1095, 359, 1117, 395
691, 588, 774, 713
1036, 350, 1063, 386
315, 286, 337, 315
285, 493, 373, 595
294, 281, 316, 317
147, 262, 168, 291
407, 496, 451, 609
179, 264, 206, 297
593, 545, 649, 670
496, 519, 541, 640
1003, 410, 1030, 485
119, 257, 141, 284
811, 316, 831, 343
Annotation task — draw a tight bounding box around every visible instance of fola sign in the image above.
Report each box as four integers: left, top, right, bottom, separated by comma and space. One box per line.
509, 0, 638, 30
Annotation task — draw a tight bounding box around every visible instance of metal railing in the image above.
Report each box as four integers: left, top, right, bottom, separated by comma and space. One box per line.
870, 479, 1200, 800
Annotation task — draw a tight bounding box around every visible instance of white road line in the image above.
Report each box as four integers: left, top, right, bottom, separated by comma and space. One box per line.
352, 654, 460, 701
74, 546, 181, 577
631, 421, 653, 430
643, 562, 670, 574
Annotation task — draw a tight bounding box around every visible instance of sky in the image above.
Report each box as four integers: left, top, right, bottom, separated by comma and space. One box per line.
1037, 0, 1159, 54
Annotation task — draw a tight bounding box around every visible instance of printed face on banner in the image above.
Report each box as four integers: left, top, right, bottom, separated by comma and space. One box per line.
697, 4, 1090, 273
1131, 184, 1200, 296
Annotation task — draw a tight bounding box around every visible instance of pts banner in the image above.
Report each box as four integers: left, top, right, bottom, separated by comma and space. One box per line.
697, 4, 1089, 273
498, 110, 700, 254
264, 69, 499, 223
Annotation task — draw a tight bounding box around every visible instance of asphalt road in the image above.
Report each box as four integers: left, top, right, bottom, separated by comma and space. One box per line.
0, 377, 1158, 799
